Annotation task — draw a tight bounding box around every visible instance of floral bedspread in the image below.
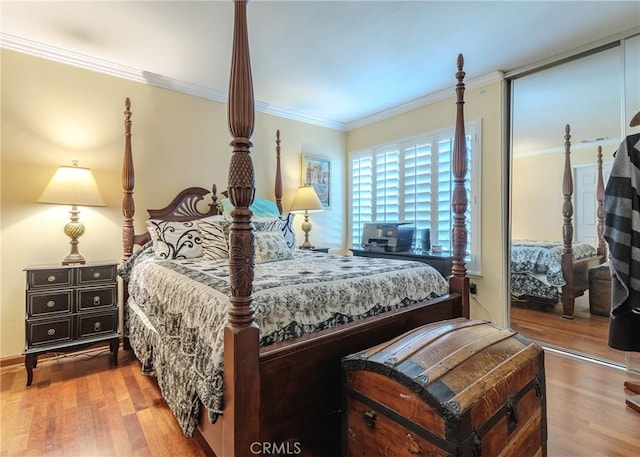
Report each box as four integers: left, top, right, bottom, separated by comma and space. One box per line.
122, 247, 449, 435
511, 240, 597, 299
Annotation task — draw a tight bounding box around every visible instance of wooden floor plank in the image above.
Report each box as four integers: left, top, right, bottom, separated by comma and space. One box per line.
511, 293, 626, 365
123, 412, 148, 453
544, 349, 640, 457
1, 342, 639, 456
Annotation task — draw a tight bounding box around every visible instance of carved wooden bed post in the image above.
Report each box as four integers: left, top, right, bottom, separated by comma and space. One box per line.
561, 124, 576, 319
223, 0, 260, 454
596, 145, 607, 259
449, 53, 470, 318
275, 129, 283, 214
121, 98, 134, 350
122, 97, 134, 262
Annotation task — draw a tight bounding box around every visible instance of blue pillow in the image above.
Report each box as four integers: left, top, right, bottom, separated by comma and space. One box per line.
219, 197, 281, 218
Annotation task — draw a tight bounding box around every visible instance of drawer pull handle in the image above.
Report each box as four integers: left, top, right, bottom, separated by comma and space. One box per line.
93, 272, 101, 279
47, 275, 56, 282
93, 322, 102, 332
93, 296, 101, 305
47, 328, 56, 336
362, 410, 376, 429
46, 300, 55, 308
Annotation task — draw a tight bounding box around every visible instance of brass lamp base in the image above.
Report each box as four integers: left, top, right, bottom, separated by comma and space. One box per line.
62, 251, 86, 265
299, 212, 314, 249
62, 205, 86, 265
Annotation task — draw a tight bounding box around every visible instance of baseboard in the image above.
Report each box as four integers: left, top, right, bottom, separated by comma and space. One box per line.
1, 339, 125, 369
0, 354, 25, 368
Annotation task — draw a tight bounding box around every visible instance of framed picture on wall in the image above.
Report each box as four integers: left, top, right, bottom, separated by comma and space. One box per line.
301, 154, 330, 208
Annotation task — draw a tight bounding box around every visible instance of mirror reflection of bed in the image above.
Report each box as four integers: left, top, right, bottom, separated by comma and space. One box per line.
508, 42, 637, 367
510, 125, 621, 364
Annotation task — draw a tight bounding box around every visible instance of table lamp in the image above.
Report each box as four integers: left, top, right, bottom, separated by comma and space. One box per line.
290, 185, 324, 249
38, 162, 106, 265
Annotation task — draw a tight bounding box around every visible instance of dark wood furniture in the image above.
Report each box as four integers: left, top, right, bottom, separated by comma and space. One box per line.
23, 262, 119, 386
120, 2, 470, 455
588, 263, 611, 317
559, 132, 607, 318
351, 247, 454, 277
343, 318, 547, 456
309, 247, 329, 253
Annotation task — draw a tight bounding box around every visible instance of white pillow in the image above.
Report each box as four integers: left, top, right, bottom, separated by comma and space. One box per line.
255, 231, 294, 264
254, 213, 296, 250
197, 220, 231, 260
146, 220, 203, 260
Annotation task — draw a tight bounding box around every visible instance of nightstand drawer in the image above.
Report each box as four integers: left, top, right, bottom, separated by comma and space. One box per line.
27, 268, 73, 289
76, 310, 117, 338
77, 264, 117, 285
28, 291, 73, 316
28, 317, 73, 345
76, 286, 117, 311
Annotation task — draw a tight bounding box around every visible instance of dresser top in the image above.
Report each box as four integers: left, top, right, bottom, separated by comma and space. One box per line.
24, 261, 118, 271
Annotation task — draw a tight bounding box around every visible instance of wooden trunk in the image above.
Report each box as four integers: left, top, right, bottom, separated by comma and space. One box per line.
342, 318, 547, 457
588, 264, 611, 317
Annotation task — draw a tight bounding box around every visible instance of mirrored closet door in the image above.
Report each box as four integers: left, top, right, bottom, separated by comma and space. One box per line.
508, 32, 640, 366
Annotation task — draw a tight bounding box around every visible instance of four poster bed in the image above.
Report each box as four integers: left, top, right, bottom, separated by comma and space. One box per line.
120, 2, 470, 455
511, 126, 607, 318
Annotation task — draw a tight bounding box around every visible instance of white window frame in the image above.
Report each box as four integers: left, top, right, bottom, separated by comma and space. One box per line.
348, 120, 482, 275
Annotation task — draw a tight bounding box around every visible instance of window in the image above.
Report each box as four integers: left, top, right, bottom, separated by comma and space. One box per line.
349, 121, 481, 274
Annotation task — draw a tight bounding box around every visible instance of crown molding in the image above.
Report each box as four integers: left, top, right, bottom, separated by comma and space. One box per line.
255, 101, 346, 131
0, 33, 228, 101
2, 32, 501, 132
345, 71, 504, 131
1, 33, 347, 130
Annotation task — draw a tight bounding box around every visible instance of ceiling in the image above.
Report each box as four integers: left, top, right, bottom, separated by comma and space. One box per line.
1, 1, 639, 134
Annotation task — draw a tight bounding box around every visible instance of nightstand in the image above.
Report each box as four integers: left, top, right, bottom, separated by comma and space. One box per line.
23, 262, 120, 386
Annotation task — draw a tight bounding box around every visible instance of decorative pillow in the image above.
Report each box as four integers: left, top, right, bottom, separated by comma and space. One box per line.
254, 213, 296, 250
255, 231, 294, 264
197, 220, 232, 260
219, 197, 281, 219
146, 220, 203, 260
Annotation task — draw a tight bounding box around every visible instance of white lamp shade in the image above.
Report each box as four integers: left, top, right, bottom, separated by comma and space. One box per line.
290, 185, 323, 213
38, 165, 105, 207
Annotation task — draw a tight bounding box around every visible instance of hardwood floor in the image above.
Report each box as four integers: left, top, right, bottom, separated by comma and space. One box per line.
510, 292, 627, 366
0, 349, 207, 457
1, 345, 639, 456
544, 349, 640, 457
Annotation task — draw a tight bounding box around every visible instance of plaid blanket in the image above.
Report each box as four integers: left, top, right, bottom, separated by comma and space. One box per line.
603, 133, 640, 351
603, 133, 640, 316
